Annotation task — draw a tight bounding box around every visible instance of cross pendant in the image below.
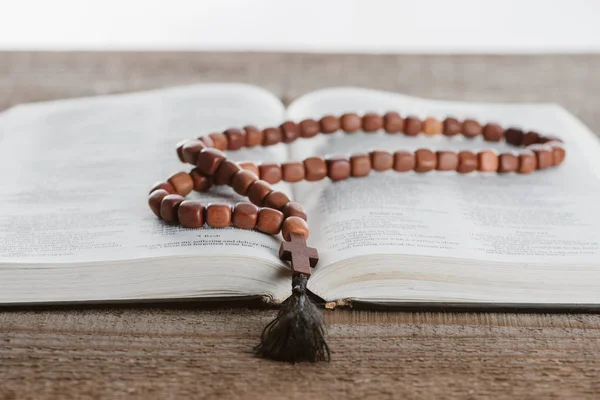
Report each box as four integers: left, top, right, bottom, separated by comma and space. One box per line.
279, 233, 319, 276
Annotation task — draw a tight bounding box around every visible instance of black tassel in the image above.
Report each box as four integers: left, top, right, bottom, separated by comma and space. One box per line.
255, 274, 330, 362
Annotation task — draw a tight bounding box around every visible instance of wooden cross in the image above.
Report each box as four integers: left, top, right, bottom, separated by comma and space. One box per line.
279, 233, 319, 276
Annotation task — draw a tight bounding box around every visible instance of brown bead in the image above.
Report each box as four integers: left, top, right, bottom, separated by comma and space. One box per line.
198, 135, 214, 148
340, 113, 362, 133
280, 121, 300, 143
196, 148, 226, 176
282, 202, 307, 221
299, 119, 320, 138
224, 128, 246, 150
259, 163, 282, 184
177, 200, 205, 229
282, 162, 305, 183
282, 216, 310, 241
231, 170, 258, 196
423, 117, 443, 136
522, 131, 540, 147
437, 151, 459, 171
518, 151, 537, 174
415, 149, 437, 172
457, 151, 478, 173
168, 172, 194, 196
530, 145, 552, 170
190, 168, 213, 192
462, 119, 482, 138
393, 151, 416, 172
551, 145, 566, 166
264, 191, 291, 210
327, 157, 351, 181
443, 117, 462, 136
478, 151, 499, 172
175, 139, 187, 162
505, 128, 524, 146
350, 153, 371, 177
208, 132, 228, 151
232, 202, 259, 230
247, 180, 273, 206
149, 181, 174, 195
383, 112, 404, 134
256, 208, 284, 235
483, 123, 504, 142
148, 189, 170, 217
498, 153, 519, 173
206, 203, 232, 228
182, 139, 207, 165
304, 157, 327, 181
262, 127, 283, 146
239, 161, 259, 177
362, 113, 384, 132
213, 160, 242, 186
370, 150, 394, 171
160, 194, 185, 223
244, 125, 263, 147
320, 115, 340, 134
404, 116, 422, 136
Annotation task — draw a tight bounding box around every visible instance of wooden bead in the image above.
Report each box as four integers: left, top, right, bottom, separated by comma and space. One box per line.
244, 125, 263, 147
149, 181, 174, 194
320, 115, 340, 134
436, 151, 459, 171
264, 190, 291, 210
182, 139, 207, 165
213, 160, 242, 186
415, 149, 437, 172
404, 116, 422, 136
551, 145, 566, 166
383, 112, 404, 133
478, 150, 499, 172
282, 162, 305, 182
176, 139, 187, 162
530, 144, 552, 170
462, 119, 482, 138
443, 117, 462, 136
393, 151, 416, 172
350, 153, 371, 177
423, 117, 443, 136
282, 202, 307, 221
198, 135, 215, 148
224, 128, 246, 150
340, 113, 362, 133
256, 208, 284, 235
362, 113, 384, 132
259, 162, 282, 184
231, 170, 258, 196
206, 203, 232, 228
190, 168, 213, 192
232, 202, 259, 230
168, 172, 194, 196
303, 157, 327, 181
457, 151, 478, 173
522, 131, 540, 147
483, 123, 504, 142
280, 121, 300, 143
518, 151, 537, 174
498, 153, 519, 173
299, 119, 320, 138
239, 161, 259, 177
326, 157, 351, 181
208, 132, 228, 151
247, 180, 273, 206
196, 148, 226, 176
370, 150, 394, 171
263, 127, 283, 146
160, 194, 185, 223
177, 200, 205, 228
505, 128, 524, 146
282, 216, 309, 241
148, 189, 170, 217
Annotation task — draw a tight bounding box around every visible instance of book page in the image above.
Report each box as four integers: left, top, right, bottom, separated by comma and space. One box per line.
286, 88, 600, 269
0, 84, 290, 266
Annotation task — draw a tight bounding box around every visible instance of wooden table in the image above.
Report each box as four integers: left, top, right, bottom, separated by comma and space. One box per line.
1, 53, 599, 399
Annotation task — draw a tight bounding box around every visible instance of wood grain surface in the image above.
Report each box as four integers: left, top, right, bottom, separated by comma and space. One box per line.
1, 52, 600, 399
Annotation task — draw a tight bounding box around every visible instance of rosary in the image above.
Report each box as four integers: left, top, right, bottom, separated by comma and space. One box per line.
148, 112, 566, 363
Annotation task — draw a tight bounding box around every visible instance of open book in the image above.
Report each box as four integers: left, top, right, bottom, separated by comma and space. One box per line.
2, 84, 600, 308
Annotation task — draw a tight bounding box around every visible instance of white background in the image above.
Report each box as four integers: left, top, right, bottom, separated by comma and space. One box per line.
1, 0, 600, 53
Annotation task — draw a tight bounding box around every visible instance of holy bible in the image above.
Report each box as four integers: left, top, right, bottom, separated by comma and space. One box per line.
1, 84, 600, 308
